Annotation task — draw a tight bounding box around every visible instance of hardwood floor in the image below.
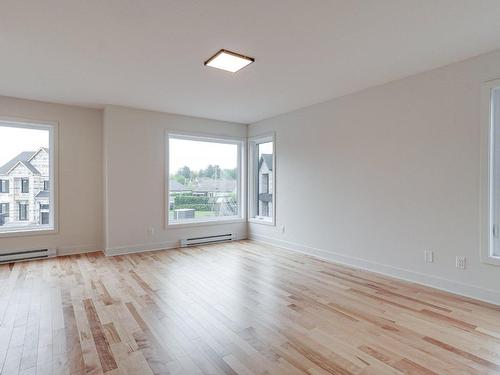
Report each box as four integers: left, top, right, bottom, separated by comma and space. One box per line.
1, 241, 500, 375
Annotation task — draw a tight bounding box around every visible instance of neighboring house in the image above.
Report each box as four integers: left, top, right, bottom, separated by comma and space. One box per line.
193, 178, 236, 197
258, 154, 273, 217
0, 148, 50, 227
168, 179, 191, 209
169, 179, 191, 193
193, 177, 237, 216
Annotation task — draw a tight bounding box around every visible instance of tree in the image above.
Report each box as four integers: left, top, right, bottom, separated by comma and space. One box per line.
222, 168, 237, 179
172, 175, 186, 185
199, 164, 221, 179
177, 166, 191, 179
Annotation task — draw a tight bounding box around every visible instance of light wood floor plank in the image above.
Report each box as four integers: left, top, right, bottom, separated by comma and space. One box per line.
0, 240, 499, 374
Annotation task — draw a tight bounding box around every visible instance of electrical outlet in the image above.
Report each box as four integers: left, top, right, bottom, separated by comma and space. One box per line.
147, 227, 155, 237
424, 250, 434, 263
456, 256, 466, 270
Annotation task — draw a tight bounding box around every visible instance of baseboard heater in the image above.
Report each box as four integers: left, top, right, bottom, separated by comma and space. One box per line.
181, 233, 234, 247
0, 248, 56, 264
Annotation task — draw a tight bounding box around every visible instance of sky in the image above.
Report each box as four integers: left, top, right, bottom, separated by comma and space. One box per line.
0, 126, 49, 166
258, 141, 273, 157
0, 129, 273, 173
169, 138, 238, 173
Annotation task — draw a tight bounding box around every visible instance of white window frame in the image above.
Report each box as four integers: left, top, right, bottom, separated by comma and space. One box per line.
480, 79, 500, 265
248, 133, 276, 226
0, 117, 58, 237
165, 131, 246, 228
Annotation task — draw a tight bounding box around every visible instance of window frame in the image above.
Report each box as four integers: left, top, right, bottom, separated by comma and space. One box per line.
165, 130, 246, 228
248, 133, 276, 226
480, 79, 500, 266
21, 178, 29, 193
0, 117, 58, 237
0, 179, 8, 193
18, 202, 28, 221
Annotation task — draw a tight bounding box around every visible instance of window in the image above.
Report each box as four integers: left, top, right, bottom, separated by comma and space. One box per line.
39, 203, 50, 225
482, 80, 500, 265
18, 203, 28, 221
262, 173, 269, 194
0, 203, 9, 226
167, 133, 244, 225
249, 133, 275, 224
0, 120, 56, 235
21, 178, 29, 193
0, 179, 8, 193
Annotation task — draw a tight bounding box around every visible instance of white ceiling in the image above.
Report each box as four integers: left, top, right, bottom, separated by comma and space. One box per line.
2, 1, 500, 124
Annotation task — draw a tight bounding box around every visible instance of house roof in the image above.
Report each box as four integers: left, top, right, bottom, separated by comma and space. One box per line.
0, 151, 40, 175
0, 148, 50, 176
169, 179, 190, 192
28, 147, 49, 162
259, 154, 273, 171
35, 191, 50, 199
194, 178, 236, 192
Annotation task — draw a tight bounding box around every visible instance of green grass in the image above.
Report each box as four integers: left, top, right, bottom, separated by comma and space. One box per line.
169, 210, 218, 220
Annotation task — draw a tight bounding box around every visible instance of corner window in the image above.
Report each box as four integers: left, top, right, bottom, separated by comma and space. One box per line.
488, 86, 500, 261
167, 133, 244, 225
0, 120, 56, 235
249, 134, 275, 224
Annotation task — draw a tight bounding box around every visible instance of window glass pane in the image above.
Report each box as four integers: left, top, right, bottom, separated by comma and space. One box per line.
0, 179, 8, 193
256, 141, 273, 218
21, 178, 29, 193
492, 88, 500, 257
168, 136, 240, 224
19, 203, 28, 221
0, 124, 52, 231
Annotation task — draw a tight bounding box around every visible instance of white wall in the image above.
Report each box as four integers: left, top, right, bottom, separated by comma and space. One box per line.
103, 105, 247, 254
0, 96, 103, 255
248, 49, 500, 305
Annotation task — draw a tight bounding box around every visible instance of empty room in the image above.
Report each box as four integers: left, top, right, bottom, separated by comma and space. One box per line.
1, 1, 500, 374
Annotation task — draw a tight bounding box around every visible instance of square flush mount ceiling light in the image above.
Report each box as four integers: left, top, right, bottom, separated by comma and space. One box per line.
204, 49, 255, 73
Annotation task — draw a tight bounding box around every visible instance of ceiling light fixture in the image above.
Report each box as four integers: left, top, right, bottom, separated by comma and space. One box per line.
204, 49, 254, 73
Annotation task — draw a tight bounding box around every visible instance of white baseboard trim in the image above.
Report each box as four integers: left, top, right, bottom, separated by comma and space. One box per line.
105, 232, 247, 257
105, 240, 181, 256
249, 233, 500, 306
57, 244, 102, 256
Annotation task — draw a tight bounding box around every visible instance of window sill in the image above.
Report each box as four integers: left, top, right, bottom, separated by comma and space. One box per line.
248, 217, 275, 226
0, 226, 57, 238
167, 217, 245, 229
481, 254, 500, 266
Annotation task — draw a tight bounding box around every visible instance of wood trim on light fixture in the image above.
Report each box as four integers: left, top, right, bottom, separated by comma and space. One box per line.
204, 49, 255, 67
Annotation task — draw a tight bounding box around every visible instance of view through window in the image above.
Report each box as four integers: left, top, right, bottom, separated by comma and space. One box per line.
249, 135, 275, 224
256, 141, 273, 220
168, 135, 241, 224
0, 122, 53, 233
491, 87, 500, 258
